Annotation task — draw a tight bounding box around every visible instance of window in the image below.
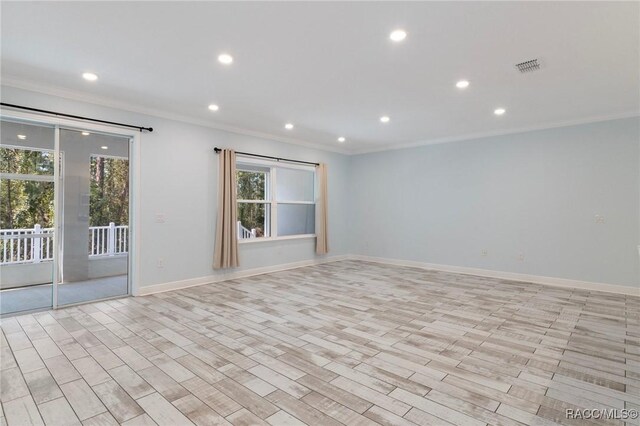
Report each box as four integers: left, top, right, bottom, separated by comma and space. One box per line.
236, 159, 315, 241
89, 155, 129, 256
90, 155, 129, 227
0, 146, 55, 231
0, 146, 55, 263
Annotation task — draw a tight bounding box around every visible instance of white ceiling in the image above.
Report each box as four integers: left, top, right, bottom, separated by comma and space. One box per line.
1, 1, 638, 153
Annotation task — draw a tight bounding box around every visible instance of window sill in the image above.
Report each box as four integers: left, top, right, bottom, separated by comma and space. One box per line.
238, 234, 316, 244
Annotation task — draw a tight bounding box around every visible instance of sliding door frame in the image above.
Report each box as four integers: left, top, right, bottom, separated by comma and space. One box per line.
0, 108, 141, 306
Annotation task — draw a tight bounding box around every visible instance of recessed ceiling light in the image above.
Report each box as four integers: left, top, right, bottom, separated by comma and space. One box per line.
380, 116, 390, 123
82, 72, 98, 81
456, 80, 470, 89
208, 104, 219, 111
101, 146, 108, 150
218, 54, 233, 64
284, 123, 294, 130
81, 131, 90, 136
337, 137, 346, 143
17, 134, 26, 140
390, 29, 407, 42
494, 108, 506, 115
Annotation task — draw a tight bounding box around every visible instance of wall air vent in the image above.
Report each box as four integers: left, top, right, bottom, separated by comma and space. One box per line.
515, 59, 540, 73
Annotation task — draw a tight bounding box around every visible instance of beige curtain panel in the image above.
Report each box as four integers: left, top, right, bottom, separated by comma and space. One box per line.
315, 163, 329, 254
213, 149, 240, 269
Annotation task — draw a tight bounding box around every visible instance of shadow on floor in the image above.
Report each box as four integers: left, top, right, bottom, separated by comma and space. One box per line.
0, 275, 128, 315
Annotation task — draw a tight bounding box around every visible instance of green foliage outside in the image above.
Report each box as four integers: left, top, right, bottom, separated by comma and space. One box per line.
0, 147, 55, 229
237, 170, 267, 236
90, 156, 129, 226
0, 147, 129, 230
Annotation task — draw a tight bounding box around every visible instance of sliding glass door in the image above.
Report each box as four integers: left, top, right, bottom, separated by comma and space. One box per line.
0, 118, 132, 315
56, 129, 130, 306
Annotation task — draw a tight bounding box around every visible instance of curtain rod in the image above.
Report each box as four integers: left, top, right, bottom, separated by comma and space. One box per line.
214, 147, 319, 166
0, 103, 153, 133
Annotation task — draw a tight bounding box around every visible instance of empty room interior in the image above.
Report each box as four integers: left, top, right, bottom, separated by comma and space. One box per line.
0, 1, 638, 425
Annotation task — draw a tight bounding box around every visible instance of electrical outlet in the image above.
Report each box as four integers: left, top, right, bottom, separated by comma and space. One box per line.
594, 214, 605, 224
155, 214, 166, 223
517, 253, 525, 261
157, 258, 164, 268
481, 250, 488, 257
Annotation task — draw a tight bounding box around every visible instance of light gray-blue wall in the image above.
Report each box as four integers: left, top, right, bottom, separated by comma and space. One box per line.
2, 86, 638, 288
349, 118, 640, 287
1, 86, 350, 289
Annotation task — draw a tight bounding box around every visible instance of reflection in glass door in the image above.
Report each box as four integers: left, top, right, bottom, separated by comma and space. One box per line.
56, 129, 130, 306
0, 120, 56, 315
0, 120, 132, 315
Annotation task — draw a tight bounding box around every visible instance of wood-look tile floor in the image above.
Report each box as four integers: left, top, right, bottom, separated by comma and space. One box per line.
1, 260, 638, 426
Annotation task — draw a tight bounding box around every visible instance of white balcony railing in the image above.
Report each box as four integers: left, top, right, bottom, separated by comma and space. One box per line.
0, 223, 128, 265
0, 225, 54, 264
237, 221, 256, 240
89, 223, 129, 257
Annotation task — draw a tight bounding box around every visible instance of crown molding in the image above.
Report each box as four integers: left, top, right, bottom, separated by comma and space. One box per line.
3, 77, 637, 157
351, 110, 640, 155
1, 77, 352, 155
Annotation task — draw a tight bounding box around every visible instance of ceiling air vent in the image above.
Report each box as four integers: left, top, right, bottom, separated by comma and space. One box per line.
515, 59, 540, 73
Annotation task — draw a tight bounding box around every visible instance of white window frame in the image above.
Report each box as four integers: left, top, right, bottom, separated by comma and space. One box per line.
236, 165, 271, 238
0, 144, 55, 182
236, 156, 316, 244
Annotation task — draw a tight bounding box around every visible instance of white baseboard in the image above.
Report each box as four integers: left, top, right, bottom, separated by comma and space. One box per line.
136, 255, 350, 296
137, 253, 638, 297
350, 255, 639, 296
